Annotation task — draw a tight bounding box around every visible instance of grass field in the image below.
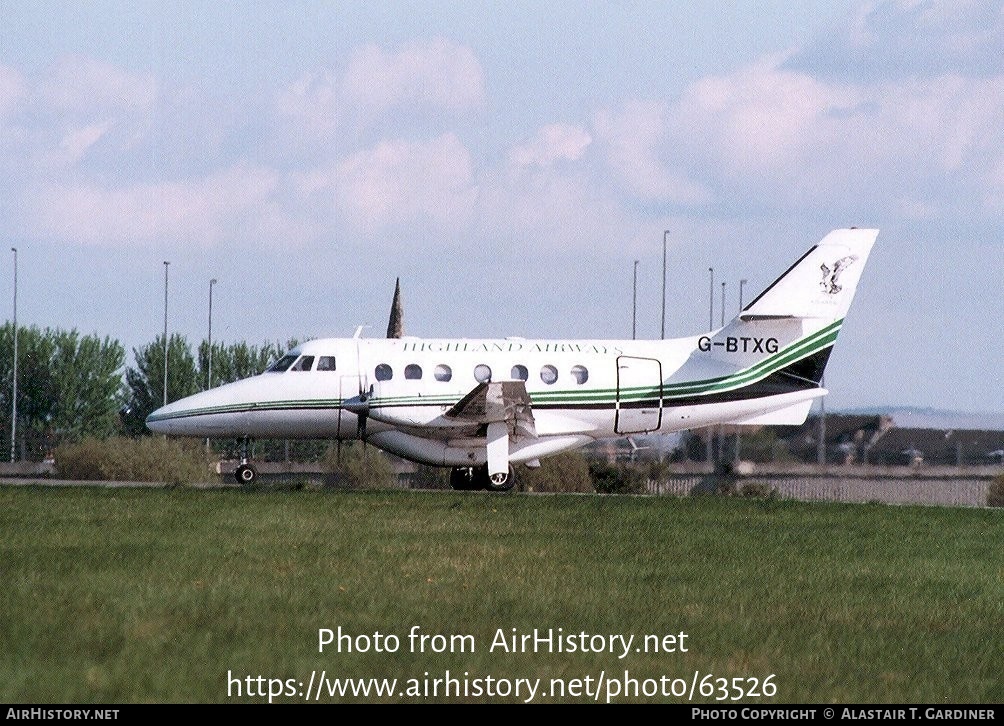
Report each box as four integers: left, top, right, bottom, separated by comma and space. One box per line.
1, 484, 1001, 703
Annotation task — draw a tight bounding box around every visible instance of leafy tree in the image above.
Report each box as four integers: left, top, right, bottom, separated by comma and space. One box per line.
49, 330, 125, 440
123, 334, 198, 435
197, 339, 293, 388
0, 323, 124, 457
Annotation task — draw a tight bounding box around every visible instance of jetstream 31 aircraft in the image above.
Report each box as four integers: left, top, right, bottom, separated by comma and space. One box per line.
147, 228, 878, 490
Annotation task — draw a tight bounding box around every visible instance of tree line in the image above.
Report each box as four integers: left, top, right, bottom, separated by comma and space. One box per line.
0, 322, 295, 461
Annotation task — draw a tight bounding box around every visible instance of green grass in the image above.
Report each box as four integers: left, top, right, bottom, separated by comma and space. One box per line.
0, 486, 1001, 703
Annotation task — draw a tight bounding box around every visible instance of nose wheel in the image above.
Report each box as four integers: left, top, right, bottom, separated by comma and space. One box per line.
235, 463, 257, 485
233, 437, 257, 485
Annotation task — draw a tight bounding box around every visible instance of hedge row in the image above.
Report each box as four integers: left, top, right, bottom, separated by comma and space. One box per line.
54, 437, 215, 486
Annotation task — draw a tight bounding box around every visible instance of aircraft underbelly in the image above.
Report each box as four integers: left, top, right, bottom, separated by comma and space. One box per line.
243, 409, 339, 438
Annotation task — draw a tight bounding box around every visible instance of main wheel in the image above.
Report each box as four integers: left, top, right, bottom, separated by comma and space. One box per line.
235, 463, 257, 485
484, 465, 516, 492
450, 467, 476, 491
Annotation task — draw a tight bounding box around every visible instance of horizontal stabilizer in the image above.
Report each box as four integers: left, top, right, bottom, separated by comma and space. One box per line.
726, 396, 821, 426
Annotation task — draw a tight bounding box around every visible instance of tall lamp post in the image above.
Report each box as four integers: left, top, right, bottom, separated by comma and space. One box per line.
720, 281, 726, 327
207, 278, 217, 390
661, 231, 668, 339
163, 261, 170, 407
631, 261, 638, 340
708, 267, 714, 330
10, 247, 16, 463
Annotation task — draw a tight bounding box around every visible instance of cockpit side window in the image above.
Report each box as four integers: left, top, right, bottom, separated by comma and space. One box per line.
317, 356, 336, 371
267, 354, 298, 372
291, 355, 315, 372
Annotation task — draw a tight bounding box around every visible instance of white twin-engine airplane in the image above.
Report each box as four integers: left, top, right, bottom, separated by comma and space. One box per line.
147, 228, 878, 491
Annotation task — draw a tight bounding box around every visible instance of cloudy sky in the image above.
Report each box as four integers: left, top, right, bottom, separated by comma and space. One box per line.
0, 1, 1001, 414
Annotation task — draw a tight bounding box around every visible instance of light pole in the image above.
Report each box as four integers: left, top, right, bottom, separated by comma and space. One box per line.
163, 261, 170, 407
10, 247, 16, 463
720, 281, 726, 327
632, 261, 638, 340
708, 267, 714, 330
661, 231, 668, 339
207, 278, 217, 390
736, 277, 749, 466
818, 374, 827, 467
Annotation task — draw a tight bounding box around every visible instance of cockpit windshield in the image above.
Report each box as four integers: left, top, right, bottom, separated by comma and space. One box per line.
267, 353, 299, 373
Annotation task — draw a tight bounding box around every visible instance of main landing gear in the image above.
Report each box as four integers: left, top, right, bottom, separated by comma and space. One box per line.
450, 465, 516, 492
234, 437, 257, 485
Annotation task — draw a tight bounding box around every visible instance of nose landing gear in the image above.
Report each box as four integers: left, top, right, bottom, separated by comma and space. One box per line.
233, 437, 257, 485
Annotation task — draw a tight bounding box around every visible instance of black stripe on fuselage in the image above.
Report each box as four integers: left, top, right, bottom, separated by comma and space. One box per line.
536, 346, 832, 411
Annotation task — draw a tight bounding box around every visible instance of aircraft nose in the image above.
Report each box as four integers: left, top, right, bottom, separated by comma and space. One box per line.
145, 392, 209, 435
144, 383, 253, 437
146, 402, 175, 434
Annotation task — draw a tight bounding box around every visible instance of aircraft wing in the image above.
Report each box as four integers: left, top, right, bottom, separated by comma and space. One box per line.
445, 380, 537, 439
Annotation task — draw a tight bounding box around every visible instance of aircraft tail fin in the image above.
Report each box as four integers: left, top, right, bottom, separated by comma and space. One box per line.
693, 229, 877, 411
739, 228, 878, 321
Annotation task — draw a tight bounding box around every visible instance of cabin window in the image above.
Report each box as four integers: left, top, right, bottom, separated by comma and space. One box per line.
474, 364, 492, 383
267, 354, 298, 372
511, 364, 528, 381
290, 355, 315, 372
405, 364, 423, 380
571, 365, 588, 384
375, 364, 393, 381
317, 356, 336, 371
540, 364, 558, 385
434, 364, 452, 382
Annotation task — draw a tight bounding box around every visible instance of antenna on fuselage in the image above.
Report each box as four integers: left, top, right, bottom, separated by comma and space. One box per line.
387, 277, 404, 338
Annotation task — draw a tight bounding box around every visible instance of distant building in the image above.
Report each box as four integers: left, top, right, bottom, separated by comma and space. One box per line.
769, 414, 1004, 467
866, 427, 1004, 467
777, 414, 893, 465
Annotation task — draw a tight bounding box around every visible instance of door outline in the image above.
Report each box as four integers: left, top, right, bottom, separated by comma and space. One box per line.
615, 356, 663, 434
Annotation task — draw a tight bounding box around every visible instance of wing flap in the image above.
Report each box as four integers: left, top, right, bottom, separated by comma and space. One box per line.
446, 380, 537, 438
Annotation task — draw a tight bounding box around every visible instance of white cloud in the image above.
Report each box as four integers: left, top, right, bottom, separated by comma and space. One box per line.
38, 56, 156, 114
28, 165, 281, 246
791, 0, 1004, 81
0, 64, 25, 117
593, 100, 711, 204
342, 37, 485, 115
335, 133, 476, 233
673, 57, 862, 180
663, 55, 1004, 218
275, 71, 338, 141
509, 123, 592, 168
59, 120, 114, 162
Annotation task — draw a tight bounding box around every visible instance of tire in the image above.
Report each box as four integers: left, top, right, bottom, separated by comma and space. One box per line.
485, 465, 515, 492
235, 463, 257, 485
450, 467, 475, 491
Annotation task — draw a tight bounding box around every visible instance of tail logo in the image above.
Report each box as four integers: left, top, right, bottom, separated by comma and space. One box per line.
820, 255, 858, 295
